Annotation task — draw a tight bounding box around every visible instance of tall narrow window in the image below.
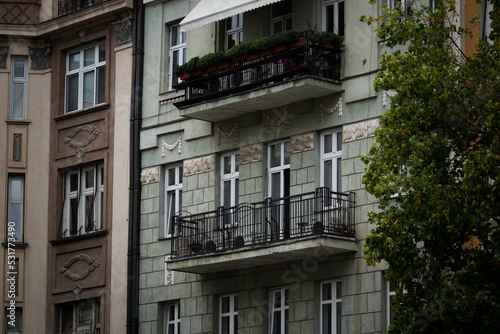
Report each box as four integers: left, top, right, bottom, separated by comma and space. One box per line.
268, 141, 291, 239
481, 1, 494, 42
226, 14, 243, 49
271, 0, 292, 33
323, 0, 344, 37
321, 130, 342, 192
165, 165, 183, 236
65, 42, 106, 113
4, 307, 22, 334
169, 25, 187, 89
7, 176, 24, 242
387, 279, 397, 329
60, 298, 100, 334
62, 164, 104, 238
220, 294, 238, 334
270, 287, 289, 334
321, 280, 342, 334
221, 152, 240, 226
164, 301, 181, 334
10, 57, 27, 120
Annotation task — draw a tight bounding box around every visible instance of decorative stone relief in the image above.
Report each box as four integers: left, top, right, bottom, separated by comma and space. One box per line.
161, 136, 182, 157
343, 119, 380, 142
0, 40, 8, 69
318, 98, 343, 120
29, 39, 51, 70
240, 145, 262, 165
183, 155, 215, 176
64, 124, 102, 160
383, 90, 397, 107
164, 256, 174, 285
266, 110, 289, 133
113, 15, 132, 46
141, 167, 159, 184
73, 285, 82, 300
59, 254, 101, 281
291, 133, 314, 153
217, 123, 238, 145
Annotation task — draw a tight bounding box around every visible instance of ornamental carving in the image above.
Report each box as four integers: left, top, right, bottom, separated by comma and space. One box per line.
29, 40, 51, 70
266, 110, 289, 133
343, 119, 379, 143
383, 90, 397, 107
141, 167, 159, 184
64, 125, 102, 159
291, 133, 314, 153
0, 45, 8, 69
113, 16, 132, 46
183, 155, 214, 176
217, 123, 238, 145
240, 145, 262, 165
318, 98, 343, 121
59, 254, 101, 281
161, 136, 182, 157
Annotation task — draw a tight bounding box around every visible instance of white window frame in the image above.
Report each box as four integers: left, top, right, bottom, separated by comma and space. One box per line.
169, 24, 187, 89
62, 164, 104, 238
386, 279, 397, 330
220, 294, 238, 334
165, 164, 183, 237
221, 152, 240, 209
7, 176, 24, 242
269, 287, 289, 334
225, 14, 243, 49
323, 0, 344, 36
268, 140, 291, 239
321, 130, 342, 193
320, 280, 342, 334
60, 298, 100, 334
10, 57, 27, 120
65, 42, 106, 113
164, 301, 181, 334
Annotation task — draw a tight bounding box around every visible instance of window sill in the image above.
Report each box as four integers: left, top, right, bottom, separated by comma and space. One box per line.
54, 103, 110, 122
49, 229, 108, 245
5, 119, 32, 125
2, 242, 28, 249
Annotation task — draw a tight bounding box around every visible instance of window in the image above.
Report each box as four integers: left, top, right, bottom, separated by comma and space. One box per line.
481, 1, 494, 42
268, 141, 291, 239
383, 0, 411, 12
220, 294, 238, 334
10, 57, 27, 120
7, 176, 24, 242
60, 298, 100, 334
165, 165, 183, 236
221, 152, 240, 224
4, 307, 22, 334
321, 280, 342, 334
323, 0, 344, 37
226, 14, 243, 49
169, 25, 187, 89
270, 287, 289, 334
65, 42, 106, 113
62, 164, 104, 238
321, 130, 342, 193
386, 279, 397, 330
164, 301, 180, 334
271, 0, 292, 33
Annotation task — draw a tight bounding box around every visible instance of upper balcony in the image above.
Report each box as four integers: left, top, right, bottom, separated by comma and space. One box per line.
173, 32, 342, 122
58, 0, 110, 16
168, 188, 356, 274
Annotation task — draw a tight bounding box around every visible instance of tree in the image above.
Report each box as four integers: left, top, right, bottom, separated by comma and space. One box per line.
360, 1, 500, 332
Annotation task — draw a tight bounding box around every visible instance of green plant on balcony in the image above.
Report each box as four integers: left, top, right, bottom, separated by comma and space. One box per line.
197, 51, 229, 72
269, 30, 301, 49
310, 31, 343, 48
174, 56, 199, 77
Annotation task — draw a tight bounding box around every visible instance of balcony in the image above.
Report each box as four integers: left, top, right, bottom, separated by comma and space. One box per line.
58, 0, 109, 16
173, 38, 342, 122
168, 188, 356, 274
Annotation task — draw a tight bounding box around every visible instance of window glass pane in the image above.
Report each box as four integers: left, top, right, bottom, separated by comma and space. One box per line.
336, 281, 342, 298
337, 158, 342, 192
235, 154, 240, 172
10, 179, 23, 198
224, 156, 232, 174
274, 21, 282, 33
337, 132, 343, 151
223, 180, 231, 208
322, 282, 332, 301
171, 26, 179, 46
78, 304, 92, 325
272, 311, 281, 333
181, 31, 187, 44
239, 31, 244, 44
284, 288, 289, 306
338, 2, 345, 36
67, 75, 79, 112
234, 295, 238, 311
178, 166, 183, 184
84, 47, 95, 66
326, 4, 334, 33
221, 296, 230, 313
168, 168, 176, 186
85, 195, 94, 230
85, 170, 94, 188
324, 160, 332, 190
70, 173, 79, 192
284, 141, 291, 165
98, 44, 106, 62
69, 52, 80, 71
324, 134, 332, 153
14, 60, 25, 78
271, 144, 281, 167
169, 304, 176, 321
97, 66, 106, 104
221, 316, 230, 334
227, 33, 237, 49
83, 71, 95, 108
61, 306, 74, 334
285, 17, 293, 31
235, 180, 239, 206
336, 302, 342, 333
272, 173, 281, 199
12, 82, 25, 119
322, 304, 332, 334
70, 198, 78, 235
274, 290, 281, 308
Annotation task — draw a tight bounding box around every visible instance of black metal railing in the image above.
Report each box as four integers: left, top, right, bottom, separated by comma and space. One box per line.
173, 42, 341, 109
58, 0, 109, 16
171, 188, 355, 259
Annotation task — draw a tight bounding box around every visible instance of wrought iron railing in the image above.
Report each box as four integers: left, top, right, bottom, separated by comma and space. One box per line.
171, 188, 355, 259
173, 41, 341, 109
58, 0, 109, 16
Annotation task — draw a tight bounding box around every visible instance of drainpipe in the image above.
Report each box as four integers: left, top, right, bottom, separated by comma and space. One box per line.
127, 0, 144, 332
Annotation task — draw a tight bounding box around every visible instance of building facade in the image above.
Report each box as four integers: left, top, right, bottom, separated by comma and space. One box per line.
0, 0, 133, 332
138, 0, 390, 333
